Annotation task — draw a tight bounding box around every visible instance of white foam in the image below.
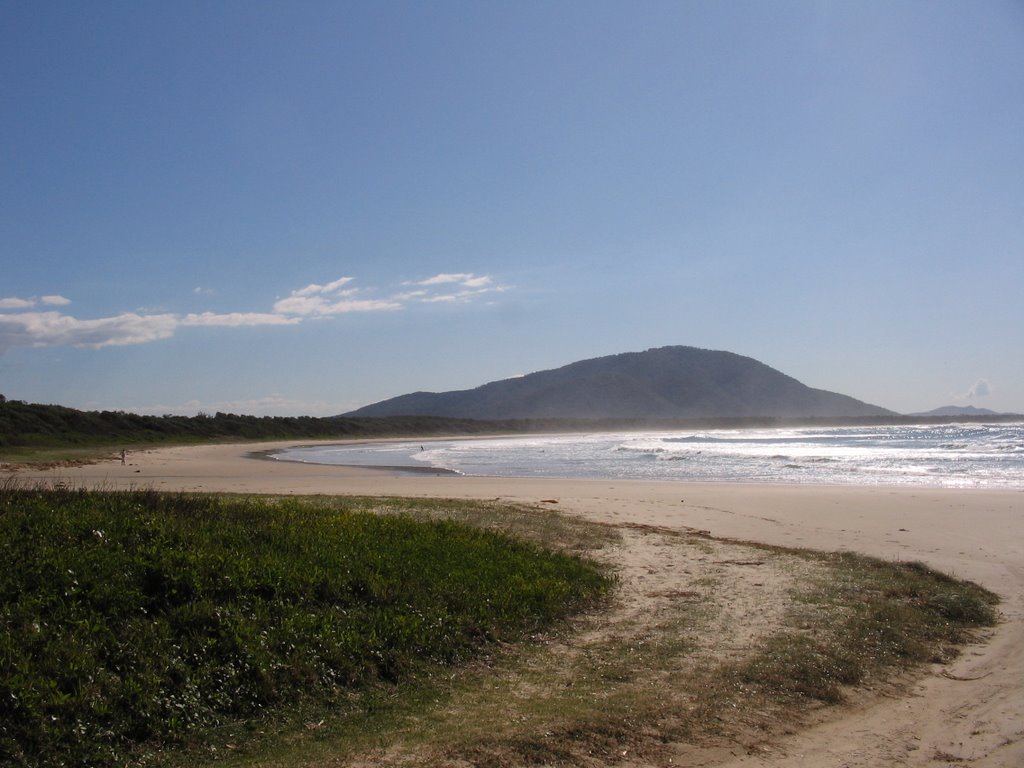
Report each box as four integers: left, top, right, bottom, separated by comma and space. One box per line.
273, 423, 1024, 489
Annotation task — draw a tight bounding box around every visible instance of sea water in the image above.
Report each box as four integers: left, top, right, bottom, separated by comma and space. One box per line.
272, 423, 1024, 489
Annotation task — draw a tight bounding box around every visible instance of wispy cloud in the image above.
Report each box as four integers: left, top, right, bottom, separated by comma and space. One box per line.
416, 272, 476, 286
964, 378, 992, 399
412, 272, 492, 289
180, 312, 301, 328
0, 295, 71, 309
392, 289, 429, 301
0, 272, 508, 352
292, 276, 356, 297
405, 273, 505, 304
0, 298, 35, 310
0, 311, 179, 350
271, 277, 401, 316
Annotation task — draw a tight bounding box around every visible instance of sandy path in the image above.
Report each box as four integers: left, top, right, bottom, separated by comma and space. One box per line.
8, 441, 1023, 766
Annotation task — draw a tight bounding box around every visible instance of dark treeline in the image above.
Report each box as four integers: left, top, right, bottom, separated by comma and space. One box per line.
1, 398, 1020, 451
0, 400, 537, 449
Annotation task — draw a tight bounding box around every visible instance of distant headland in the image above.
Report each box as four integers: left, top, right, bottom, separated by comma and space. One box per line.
346, 345, 895, 420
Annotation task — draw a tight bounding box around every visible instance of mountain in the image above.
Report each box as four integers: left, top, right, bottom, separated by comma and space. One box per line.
346, 346, 895, 420
910, 405, 1000, 417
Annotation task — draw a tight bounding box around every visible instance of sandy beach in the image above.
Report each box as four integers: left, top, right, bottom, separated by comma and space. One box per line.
11, 440, 1024, 767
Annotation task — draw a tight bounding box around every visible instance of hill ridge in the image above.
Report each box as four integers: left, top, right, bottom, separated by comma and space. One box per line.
346, 346, 894, 420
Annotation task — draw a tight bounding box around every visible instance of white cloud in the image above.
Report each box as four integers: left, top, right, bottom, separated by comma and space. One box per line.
404, 273, 505, 304
392, 289, 429, 301
322, 299, 403, 314
293, 276, 355, 297
271, 294, 402, 317
271, 295, 331, 316
415, 272, 485, 286
416, 273, 471, 285
0, 272, 507, 352
418, 285, 508, 305
1, 295, 72, 309
181, 312, 300, 328
420, 293, 463, 304
966, 379, 992, 398
0, 297, 35, 309
274, 276, 406, 316
0, 311, 179, 350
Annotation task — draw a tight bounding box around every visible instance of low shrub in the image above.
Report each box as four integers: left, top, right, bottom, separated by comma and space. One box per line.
0, 487, 610, 766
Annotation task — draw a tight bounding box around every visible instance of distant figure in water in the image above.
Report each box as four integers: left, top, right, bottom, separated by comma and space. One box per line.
420, 445, 424, 451
120, 449, 126, 465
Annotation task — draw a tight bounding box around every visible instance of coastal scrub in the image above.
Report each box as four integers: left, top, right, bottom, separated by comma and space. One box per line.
0, 486, 611, 767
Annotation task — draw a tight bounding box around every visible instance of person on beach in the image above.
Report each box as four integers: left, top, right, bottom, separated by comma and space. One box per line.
120, 449, 126, 465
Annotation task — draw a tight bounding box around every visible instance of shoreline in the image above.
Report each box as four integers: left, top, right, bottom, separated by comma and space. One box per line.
8, 439, 1024, 766
246, 446, 463, 476
8, 438, 1020, 569
249, 445, 1018, 490
250, 427, 1024, 491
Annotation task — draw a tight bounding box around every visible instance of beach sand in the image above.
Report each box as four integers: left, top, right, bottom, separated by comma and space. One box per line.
10, 440, 1024, 767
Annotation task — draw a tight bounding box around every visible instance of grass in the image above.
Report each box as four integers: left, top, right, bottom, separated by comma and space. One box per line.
662, 548, 1002, 754
0, 486, 612, 767
0, 445, 125, 467
251, 528, 997, 768
742, 552, 1001, 696
286, 531, 997, 768
0, 486, 1000, 767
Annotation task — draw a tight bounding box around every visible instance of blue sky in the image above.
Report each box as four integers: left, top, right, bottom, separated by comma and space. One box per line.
2, 1, 1022, 416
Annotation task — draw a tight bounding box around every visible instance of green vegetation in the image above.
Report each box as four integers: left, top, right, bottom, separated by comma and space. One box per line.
0, 399, 539, 458
0, 481, 1001, 767
0, 487, 611, 767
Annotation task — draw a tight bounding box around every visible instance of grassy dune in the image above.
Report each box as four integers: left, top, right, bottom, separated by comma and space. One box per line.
0, 488, 611, 767
0, 486, 1000, 767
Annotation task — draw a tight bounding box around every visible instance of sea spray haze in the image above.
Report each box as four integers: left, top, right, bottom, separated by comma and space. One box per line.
275, 423, 1024, 489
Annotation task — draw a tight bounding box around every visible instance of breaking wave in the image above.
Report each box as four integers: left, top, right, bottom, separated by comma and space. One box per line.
274, 422, 1024, 489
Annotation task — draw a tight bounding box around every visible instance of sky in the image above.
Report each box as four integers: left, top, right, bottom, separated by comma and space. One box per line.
2, 1, 1023, 417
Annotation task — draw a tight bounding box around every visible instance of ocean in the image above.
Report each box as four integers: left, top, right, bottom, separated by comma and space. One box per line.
272, 423, 1024, 489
